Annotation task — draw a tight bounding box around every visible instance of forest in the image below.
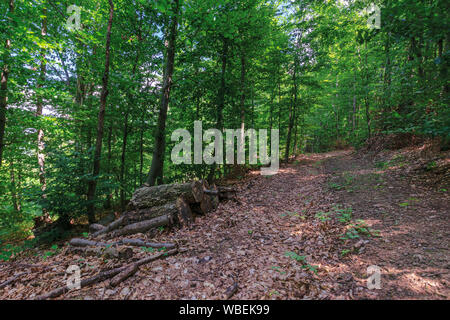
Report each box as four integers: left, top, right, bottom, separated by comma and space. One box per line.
0, 0, 449, 301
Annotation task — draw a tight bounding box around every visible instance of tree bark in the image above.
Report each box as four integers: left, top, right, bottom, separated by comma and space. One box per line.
0, 0, 14, 168
147, 0, 179, 186
9, 159, 19, 212
86, 0, 114, 223
139, 122, 144, 185
120, 111, 129, 212
239, 51, 246, 156
128, 181, 203, 210
120, 45, 140, 211
111, 215, 173, 237
34, 7, 51, 227
208, 37, 228, 183
105, 124, 113, 209
285, 58, 297, 163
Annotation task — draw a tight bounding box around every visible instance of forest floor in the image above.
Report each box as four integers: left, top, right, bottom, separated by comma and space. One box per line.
1, 144, 449, 300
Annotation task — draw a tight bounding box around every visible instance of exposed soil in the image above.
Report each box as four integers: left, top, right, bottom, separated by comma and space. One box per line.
323, 149, 449, 299
1, 148, 448, 300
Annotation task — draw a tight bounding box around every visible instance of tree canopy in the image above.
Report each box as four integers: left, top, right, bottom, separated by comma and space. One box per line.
0, 0, 448, 242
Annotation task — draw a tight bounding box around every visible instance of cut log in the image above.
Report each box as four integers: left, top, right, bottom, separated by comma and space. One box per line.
69, 238, 108, 247
218, 186, 237, 201
204, 186, 236, 201
176, 197, 194, 227
68, 246, 103, 257
125, 202, 178, 224
89, 224, 105, 233
69, 237, 176, 250
92, 216, 126, 237
119, 239, 176, 249
209, 184, 220, 210
199, 181, 214, 214
110, 214, 173, 237
68, 246, 133, 260
127, 181, 203, 210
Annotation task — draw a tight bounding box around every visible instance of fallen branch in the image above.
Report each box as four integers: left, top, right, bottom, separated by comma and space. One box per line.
89, 224, 105, 233
68, 246, 133, 260
35, 249, 179, 300
133, 248, 178, 267
35, 266, 126, 300
69, 237, 176, 250
223, 282, 238, 299
110, 214, 173, 238
0, 272, 28, 289
92, 216, 126, 237
109, 248, 179, 287
109, 264, 138, 287
69, 238, 108, 247
119, 239, 176, 249
0, 263, 62, 289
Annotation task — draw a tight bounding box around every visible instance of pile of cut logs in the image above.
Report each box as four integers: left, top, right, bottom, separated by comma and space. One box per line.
89, 180, 236, 239
32, 180, 236, 299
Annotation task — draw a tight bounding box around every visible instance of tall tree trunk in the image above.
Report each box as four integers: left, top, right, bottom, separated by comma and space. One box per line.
331, 75, 339, 139
293, 110, 299, 155
207, 37, 228, 183
0, 0, 14, 168
411, 37, 425, 79
105, 124, 113, 209
285, 59, 297, 163
147, 0, 179, 186
120, 112, 129, 212
269, 88, 274, 132
251, 84, 255, 128
9, 159, 19, 212
353, 81, 357, 133
34, 7, 51, 227
139, 123, 144, 185
438, 37, 449, 95
217, 38, 228, 132
120, 45, 140, 210
382, 32, 392, 129
86, 0, 114, 223
239, 51, 246, 155
365, 42, 371, 139
278, 81, 281, 133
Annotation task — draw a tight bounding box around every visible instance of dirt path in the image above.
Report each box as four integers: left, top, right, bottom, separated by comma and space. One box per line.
1, 150, 448, 300
322, 150, 449, 299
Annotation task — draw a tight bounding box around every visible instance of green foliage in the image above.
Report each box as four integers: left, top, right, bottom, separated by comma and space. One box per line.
42, 244, 60, 260
315, 205, 352, 223
328, 182, 344, 191
328, 173, 355, 192
0, 238, 37, 262
340, 220, 380, 240
0, 0, 447, 247
399, 197, 419, 208
315, 211, 331, 222
340, 249, 351, 257
141, 246, 156, 253
284, 251, 318, 274
334, 205, 353, 224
